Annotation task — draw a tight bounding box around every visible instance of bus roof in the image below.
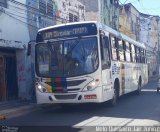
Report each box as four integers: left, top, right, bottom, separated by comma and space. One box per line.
38, 21, 146, 49
97, 23, 146, 49
38, 21, 97, 32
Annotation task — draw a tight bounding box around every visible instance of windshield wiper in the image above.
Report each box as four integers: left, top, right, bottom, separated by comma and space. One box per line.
65, 37, 81, 56
46, 41, 55, 54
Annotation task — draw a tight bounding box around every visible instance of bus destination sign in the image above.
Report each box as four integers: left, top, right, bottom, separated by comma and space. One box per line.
36, 23, 97, 42
43, 27, 88, 40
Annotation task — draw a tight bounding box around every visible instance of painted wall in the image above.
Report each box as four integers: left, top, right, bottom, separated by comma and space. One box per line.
54, 0, 85, 24
119, 3, 140, 41
79, 0, 99, 22
0, 0, 31, 100
139, 15, 159, 77
79, 0, 119, 30
119, 6, 134, 38
27, 0, 56, 40
101, 0, 119, 30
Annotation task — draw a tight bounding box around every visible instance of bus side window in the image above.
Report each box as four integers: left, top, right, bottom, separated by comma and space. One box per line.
144, 50, 146, 64
131, 44, 136, 63
135, 46, 140, 63
118, 39, 125, 61
100, 35, 111, 70
123, 40, 126, 61
129, 43, 133, 62
125, 41, 131, 62
110, 35, 118, 61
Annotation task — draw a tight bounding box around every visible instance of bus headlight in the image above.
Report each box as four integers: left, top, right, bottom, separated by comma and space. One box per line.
37, 84, 47, 93
82, 79, 100, 92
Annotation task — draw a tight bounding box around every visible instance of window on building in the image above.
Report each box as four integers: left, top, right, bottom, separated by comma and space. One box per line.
69, 13, 78, 22
39, 0, 46, 15
47, 0, 53, 17
0, 0, 7, 8
110, 0, 113, 4
39, 0, 53, 17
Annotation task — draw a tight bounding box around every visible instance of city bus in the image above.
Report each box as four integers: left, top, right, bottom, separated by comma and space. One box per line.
34, 21, 148, 106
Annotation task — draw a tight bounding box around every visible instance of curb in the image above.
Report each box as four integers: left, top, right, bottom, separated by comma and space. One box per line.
0, 104, 39, 120
0, 115, 6, 120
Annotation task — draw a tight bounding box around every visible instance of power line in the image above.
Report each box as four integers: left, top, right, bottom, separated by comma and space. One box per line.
1, 1, 156, 56
123, 0, 129, 4
137, 0, 150, 15
6, 0, 81, 24
6, 0, 159, 34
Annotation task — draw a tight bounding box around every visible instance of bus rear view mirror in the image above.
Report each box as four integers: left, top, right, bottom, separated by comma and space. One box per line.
27, 40, 36, 56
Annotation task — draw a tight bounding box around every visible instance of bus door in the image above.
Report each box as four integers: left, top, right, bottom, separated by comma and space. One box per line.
100, 31, 112, 101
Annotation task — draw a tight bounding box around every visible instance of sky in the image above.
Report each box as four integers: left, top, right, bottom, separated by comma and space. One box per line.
119, 0, 160, 16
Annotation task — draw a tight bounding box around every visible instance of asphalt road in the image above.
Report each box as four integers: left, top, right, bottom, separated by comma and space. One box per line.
0, 80, 160, 132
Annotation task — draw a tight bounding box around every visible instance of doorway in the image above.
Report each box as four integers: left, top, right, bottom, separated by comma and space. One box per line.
0, 49, 18, 101
5, 56, 18, 100
0, 57, 6, 101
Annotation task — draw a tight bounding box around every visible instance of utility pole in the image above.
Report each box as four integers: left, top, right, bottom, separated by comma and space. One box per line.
157, 18, 160, 77
158, 32, 160, 77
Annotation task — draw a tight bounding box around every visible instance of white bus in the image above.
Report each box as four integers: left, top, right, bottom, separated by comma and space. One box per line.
34, 21, 148, 106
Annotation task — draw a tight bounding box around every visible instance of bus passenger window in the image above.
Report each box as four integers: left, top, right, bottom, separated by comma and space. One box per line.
100, 35, 111, 69
131, 44, 136, 63
129, 43, 133, 62
125, 42, 131, 62
135, 46, 140, 63
118, 39, 125, 61
110, 35, 118, 60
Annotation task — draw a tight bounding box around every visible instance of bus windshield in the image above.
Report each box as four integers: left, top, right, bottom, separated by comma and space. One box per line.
35, 37, 99, 77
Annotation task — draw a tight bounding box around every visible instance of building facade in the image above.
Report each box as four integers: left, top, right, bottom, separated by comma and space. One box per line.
139, 14, 160, 77
119, 3, 159, 77
0, 0, 31, 101
79, 0, 119, 30
119, 3, 140, 41
0, 0, 58, 102
53, 0, 85, 24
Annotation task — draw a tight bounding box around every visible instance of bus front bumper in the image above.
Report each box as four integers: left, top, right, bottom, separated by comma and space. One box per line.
36, 87, 103, 104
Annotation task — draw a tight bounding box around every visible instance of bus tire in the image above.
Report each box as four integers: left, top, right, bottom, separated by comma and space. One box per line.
136, 77, 142, 95
157, 88, 160, 93
109, 81, 119, 106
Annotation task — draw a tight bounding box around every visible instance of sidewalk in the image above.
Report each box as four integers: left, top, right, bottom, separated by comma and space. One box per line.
0, 100, 39, 121
148, 75, 158, 82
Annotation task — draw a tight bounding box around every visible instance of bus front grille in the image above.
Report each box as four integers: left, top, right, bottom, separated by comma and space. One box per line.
54, 94, 77, 100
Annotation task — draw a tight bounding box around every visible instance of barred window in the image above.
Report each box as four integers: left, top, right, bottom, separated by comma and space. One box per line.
0, 0, 7, 8
39, 0, 53, 17
69, 13, 78, 22
47, 0, 53, 17
39, 0, 46, 15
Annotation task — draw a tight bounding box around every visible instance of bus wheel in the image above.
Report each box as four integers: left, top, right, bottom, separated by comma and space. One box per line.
109, 83, 119, 106
157, 88, 160, 93
136, 78, 142, 95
